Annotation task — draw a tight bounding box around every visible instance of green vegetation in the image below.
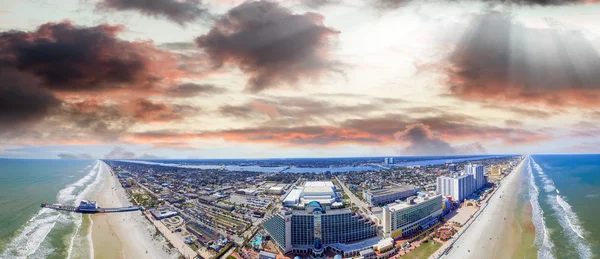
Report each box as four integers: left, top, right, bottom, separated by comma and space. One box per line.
402, 240, 442, 259
226, 256, 236, 259
343, 194, 350, 200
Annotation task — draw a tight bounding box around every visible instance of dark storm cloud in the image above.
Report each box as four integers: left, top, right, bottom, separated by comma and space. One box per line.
0, 21, 175, 92
0, 67, 60, 131
97, 0, 210, 25
195, 0, 341, 92
168, 83, 226, 97
58, 153, 93, 159
441, 12, 600, 107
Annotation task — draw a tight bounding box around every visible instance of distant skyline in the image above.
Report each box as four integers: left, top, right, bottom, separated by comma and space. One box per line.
1, 0, 600, 159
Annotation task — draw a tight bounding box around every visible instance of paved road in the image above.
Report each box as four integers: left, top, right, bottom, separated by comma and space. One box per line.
335, 176, 370, 212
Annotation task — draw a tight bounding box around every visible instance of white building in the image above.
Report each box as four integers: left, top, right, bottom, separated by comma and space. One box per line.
282, 181, 340, 208
472, 165, 484, 190
437, 164, 486, 202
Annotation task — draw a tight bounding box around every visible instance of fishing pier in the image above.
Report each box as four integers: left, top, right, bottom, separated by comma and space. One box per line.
41, 200, 140, 214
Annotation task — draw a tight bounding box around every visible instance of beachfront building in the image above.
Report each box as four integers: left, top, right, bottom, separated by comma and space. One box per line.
471, 165, 485, 190
490, 165, 502, 176
263, 181, 378, 257
381, 193, 443, 239
362, 186, 420, 206
437, 164, 487, 202
436, 174, 474, 202
150, 207, 178, 220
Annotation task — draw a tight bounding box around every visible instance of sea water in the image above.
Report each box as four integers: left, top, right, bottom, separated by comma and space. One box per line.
0, 159, 100, 259
530, 155, 600, 259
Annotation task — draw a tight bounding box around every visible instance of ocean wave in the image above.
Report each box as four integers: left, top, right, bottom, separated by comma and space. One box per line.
57, 162, 100, 204
528, 158, 555, 259
539, 175, 556, 193
67, 161, 103, 259
1, 161, 101, 259
532, 160, 545, 175
547, 194, 592, 258
0, 209, 60, 258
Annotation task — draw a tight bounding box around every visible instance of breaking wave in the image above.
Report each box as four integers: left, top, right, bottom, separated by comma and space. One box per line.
547, 194, 591, 258
528, 158, 555, 259
0, 161, 101, 259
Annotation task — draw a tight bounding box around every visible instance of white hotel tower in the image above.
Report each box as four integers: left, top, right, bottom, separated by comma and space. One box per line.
437, 164, 485, 202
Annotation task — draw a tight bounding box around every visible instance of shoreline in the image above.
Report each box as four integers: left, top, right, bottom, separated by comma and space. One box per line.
89, 161, 179, 259
438, 156, 532, 258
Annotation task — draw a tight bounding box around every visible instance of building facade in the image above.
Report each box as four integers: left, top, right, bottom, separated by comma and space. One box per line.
262, 201, 377, 256
362, 186, 420, 206
382, 193, 443, 239
437, 164, 486, 202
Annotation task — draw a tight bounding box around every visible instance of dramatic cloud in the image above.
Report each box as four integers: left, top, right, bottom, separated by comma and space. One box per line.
97, 0, 210, 25
58, 153, 93, 159
124, 99, 193, 123
127, 113, 550, 148
0, 21, 179, 92
195, 0, 341, 92
439, 12, 600, 108
219, 96, 381, 124
393, 124, 487, 155
0, 21, 201, 143
167, 83, 225, 97
104, 147, 136, 159
0, 67, 60, 131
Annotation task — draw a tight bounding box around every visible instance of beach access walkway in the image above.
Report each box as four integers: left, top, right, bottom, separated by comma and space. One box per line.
144, 210, 199, 259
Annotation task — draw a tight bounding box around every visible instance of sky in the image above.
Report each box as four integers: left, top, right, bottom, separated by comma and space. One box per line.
0, 0, 599, 159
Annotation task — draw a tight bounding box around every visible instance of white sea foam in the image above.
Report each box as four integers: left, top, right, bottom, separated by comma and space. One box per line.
556, 195, 586, 240
1, 161, 100, 259
528, 158, 555, 259
67, 161, 103, 259
0, 209, 60, 258
540, 175, 556, 193
547, 194, 592, 258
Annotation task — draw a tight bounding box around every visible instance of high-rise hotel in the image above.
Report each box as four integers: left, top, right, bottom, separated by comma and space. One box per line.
263, 181, 378, 258
262, 181, 444, 258
437, 164, 486, 202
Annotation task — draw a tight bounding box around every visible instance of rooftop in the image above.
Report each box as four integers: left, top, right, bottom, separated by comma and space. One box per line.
367, 186, 414, 195
386, 193, 442, 212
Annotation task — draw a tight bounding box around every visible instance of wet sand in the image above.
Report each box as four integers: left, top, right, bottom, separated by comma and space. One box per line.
90, 161, 178, 259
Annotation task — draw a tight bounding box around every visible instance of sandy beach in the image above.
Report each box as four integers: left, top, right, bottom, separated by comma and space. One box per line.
89, 161, 179, 259
442, 156, 528, 259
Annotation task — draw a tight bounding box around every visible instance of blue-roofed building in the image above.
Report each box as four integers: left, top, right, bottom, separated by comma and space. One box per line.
262, 186, 378, 258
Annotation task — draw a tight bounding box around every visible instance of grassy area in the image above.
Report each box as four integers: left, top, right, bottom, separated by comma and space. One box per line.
402, 240, 442, 259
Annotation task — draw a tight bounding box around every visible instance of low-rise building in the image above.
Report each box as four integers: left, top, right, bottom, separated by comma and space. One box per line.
150, 207, 178, 220
362, 186, 420, 206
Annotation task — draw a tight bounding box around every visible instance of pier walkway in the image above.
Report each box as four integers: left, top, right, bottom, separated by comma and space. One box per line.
41, 202, 140, 213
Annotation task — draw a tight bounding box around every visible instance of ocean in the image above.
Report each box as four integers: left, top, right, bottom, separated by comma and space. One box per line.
529, 155, 600, 259
0, 159, 100, 259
